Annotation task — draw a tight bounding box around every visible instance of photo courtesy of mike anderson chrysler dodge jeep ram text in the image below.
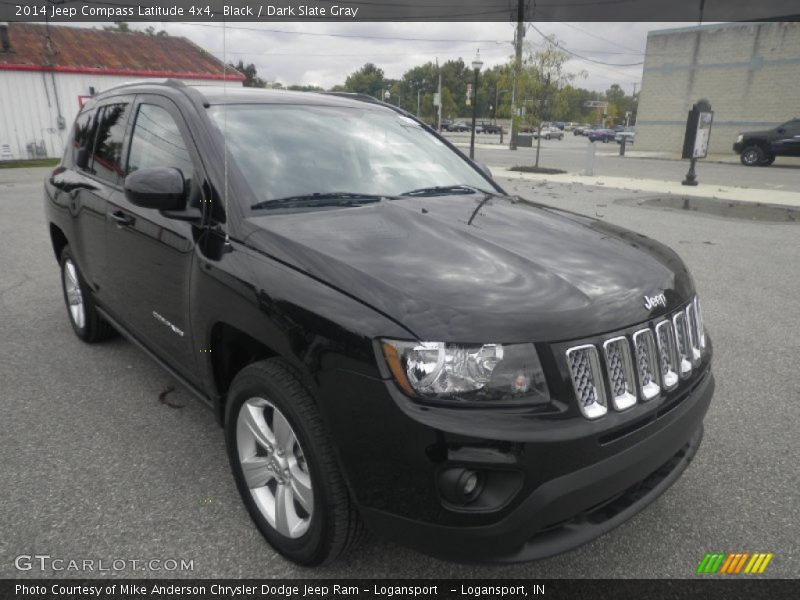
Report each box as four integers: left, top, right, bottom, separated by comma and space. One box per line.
45, 81, 713, 566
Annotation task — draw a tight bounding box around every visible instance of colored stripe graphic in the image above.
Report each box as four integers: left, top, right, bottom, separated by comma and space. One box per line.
699, 552, 773, 574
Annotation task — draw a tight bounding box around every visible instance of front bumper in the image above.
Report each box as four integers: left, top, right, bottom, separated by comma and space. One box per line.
317, 357, 713, 562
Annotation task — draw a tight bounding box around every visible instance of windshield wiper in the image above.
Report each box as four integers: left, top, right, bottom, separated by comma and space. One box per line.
400, 185, 484, 197
251, 192, 384, 210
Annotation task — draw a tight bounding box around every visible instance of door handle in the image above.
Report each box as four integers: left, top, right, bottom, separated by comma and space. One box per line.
110, 210, 135, 227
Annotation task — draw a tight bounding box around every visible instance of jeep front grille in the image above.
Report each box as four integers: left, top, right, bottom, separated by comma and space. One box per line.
566, 297, 706, 420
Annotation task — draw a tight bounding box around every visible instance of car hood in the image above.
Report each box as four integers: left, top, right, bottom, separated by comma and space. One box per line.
242, 194, 694, 343
740, 129, 775, 138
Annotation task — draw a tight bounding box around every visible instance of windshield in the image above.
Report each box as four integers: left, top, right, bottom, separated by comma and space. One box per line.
208, 103, 492, 207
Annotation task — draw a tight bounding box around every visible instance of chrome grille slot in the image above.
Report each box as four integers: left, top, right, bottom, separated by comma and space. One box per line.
693, 296, 706, 351
672, 312, 693, 379
655, 320, 679, 390
566, 344, 607, 419
685, 303, 702, 365
632, 328, 660, 401
603, 337, 637, 411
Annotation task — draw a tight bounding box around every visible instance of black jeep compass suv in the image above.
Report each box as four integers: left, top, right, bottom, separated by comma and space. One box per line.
45, 80, 713, 566
733, 118, 800, 166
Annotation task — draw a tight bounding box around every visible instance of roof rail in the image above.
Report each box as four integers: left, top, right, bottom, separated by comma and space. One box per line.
94, 78, 187, 95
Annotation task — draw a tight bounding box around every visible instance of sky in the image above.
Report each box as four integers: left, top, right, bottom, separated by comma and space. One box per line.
87, 21, 691, 93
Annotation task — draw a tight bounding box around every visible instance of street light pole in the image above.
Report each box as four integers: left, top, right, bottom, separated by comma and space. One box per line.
417, 88, 421, 117
469, 49, 483, 160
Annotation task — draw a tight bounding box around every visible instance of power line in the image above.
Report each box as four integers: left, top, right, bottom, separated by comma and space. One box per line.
557, 21, 643, 54
182, 22, 511, 44
529, 24, 644, 66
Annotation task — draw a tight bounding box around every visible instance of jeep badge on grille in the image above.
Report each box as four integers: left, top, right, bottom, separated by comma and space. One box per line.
644, 293, 667, 310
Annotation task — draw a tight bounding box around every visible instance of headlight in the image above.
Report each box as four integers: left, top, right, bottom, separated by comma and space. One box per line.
736, 134, 743, 143
381, 339, 550, 405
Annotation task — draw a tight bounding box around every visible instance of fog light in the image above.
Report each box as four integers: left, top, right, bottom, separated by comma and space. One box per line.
461, 471, 479, 496
438, 467, 484, 506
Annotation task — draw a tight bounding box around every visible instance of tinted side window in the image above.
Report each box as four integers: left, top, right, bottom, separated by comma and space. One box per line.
127, 104, 194, 187
68, 110, 96, 169
92, 103, 129, 182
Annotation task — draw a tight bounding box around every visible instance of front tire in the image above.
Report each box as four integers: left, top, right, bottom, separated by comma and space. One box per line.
59, 246, 115, 343
225, 359, 364, 566
740, 146, 764, 166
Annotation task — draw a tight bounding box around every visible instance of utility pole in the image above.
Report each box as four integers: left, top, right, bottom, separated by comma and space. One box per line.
509, 0, 525, 150
437, 58, 442, 132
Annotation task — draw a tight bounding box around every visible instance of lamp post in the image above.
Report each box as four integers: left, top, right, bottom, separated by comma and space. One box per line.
469, 49, 483, 160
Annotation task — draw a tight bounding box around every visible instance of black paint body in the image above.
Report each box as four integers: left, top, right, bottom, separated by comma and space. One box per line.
44, 82, 713, 562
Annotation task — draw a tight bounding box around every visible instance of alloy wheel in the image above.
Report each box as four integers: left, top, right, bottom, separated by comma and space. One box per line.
742, 149, 760, 165
236, 397, 314, 539
63, 259, 85, 330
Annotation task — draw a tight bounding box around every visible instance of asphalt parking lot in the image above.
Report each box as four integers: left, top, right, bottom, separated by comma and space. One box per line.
1, 166, 798, 579
447, 131, 800, 192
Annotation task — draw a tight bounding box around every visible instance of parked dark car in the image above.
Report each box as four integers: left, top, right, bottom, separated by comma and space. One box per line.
588, 128, 617, 143
477, 121, 502, 134
449, 120, 470, 132
45, 81, 713, 567
733, 118, 800, 166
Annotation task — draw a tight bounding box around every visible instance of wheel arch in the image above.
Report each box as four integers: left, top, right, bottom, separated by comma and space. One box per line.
208, 321, 282, 423
50, 223, 69, 262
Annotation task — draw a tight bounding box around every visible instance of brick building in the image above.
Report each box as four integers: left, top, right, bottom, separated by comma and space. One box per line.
635, 22, 800, 155
0, 23, 243, 160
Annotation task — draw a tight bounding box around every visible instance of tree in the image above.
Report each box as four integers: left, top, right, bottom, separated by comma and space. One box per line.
287, 84, 324, 92
516, 35, 587, 166
143, 26, 169, 37
605, 84, 637, 126
343, 63, 388, 99
229, 60, 266, 88
103, 22, 131, 33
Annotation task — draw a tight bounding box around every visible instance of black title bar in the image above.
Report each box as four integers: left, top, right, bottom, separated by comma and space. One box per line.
1, 0, 799, 22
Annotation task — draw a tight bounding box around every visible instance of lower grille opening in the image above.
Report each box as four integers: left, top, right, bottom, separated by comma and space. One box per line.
536, 438, 691, 533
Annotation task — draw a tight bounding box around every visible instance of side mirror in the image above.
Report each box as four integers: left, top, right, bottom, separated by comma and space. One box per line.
124, 167, 186, 211
776, 127, 786, 134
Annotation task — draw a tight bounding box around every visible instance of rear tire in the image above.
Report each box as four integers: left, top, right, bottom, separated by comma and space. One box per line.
740, 146, 764, 166
59, 246, 116, 343
225, 359, 365, 566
